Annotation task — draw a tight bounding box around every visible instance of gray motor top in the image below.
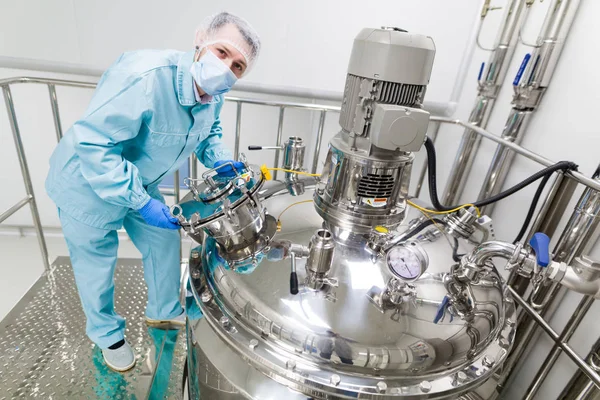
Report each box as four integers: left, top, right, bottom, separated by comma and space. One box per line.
347, 27, 436, 85
316, 28, 436, 232
339, 27, 435, 152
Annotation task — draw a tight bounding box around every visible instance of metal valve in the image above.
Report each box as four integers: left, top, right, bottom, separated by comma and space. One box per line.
305, 229, 337, 290
249, 137, 306, 177
529, 232, 551, 268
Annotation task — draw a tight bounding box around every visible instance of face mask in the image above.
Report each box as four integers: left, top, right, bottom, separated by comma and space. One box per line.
189, 49, 238, 96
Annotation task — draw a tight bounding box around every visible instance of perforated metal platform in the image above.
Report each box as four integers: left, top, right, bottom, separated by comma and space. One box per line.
0, 257, 187, 399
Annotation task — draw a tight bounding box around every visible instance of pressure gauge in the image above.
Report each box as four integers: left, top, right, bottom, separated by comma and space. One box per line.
386, 242, 429, 281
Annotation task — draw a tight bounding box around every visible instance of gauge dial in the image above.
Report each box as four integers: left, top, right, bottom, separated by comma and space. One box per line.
386, 243, 429, 281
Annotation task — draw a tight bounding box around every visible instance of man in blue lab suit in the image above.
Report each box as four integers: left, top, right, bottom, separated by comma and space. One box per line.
45, 12, 260, 371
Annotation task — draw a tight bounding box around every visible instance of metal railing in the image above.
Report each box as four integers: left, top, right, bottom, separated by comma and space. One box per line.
0, 76, 342, 272
3, 75, 600, 395
222, 95, 340, 175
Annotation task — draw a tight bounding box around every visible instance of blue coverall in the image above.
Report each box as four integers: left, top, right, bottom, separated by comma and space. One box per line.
46, 49, 232, 349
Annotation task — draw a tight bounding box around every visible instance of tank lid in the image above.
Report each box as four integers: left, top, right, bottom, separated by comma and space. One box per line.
175, 165, 264, 227
191, 199, 516, 398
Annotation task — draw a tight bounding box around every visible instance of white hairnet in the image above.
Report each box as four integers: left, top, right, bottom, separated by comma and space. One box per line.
194, 12, 261, 74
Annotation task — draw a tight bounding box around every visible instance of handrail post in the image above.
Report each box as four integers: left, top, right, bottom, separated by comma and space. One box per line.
507, 286, 600, 388
189, 153, 198, 180
311, 110, 327, 174
47, 84, 63, 142
173, 169, 182, 262
173, 170, 180, 204
2, 84, 50, 271
234, 102, 242, 160
273, 106, 285, 180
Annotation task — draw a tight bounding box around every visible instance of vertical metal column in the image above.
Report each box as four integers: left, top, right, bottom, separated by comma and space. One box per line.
273, 107, 285, 180
558, 337, 600, 400
477, 109, 532, 215
234, 102, 242, 160
173, 169, 182, 262
47, 84, 63, 142
311, 111, 327, 174
507, 172, 578, 294
477, 0, 581, 215
173, 170, 181, 204
443, 0, 528, 206
498, 169, 600, 395
524, 295, 596, 399
2, 85, 50, 271
507, 286, 600, 389
525, 173, 579, 241
189, 153, 198, 180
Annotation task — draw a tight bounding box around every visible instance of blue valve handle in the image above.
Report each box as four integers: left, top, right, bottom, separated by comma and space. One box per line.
478, 62, 485, 81
434, 296, 452, 324
513, 53, 531, 86
529, 232, 551, 268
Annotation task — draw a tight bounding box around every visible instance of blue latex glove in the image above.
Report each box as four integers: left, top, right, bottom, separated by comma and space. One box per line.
138, 199, 179, 229
214, 160, 245, 177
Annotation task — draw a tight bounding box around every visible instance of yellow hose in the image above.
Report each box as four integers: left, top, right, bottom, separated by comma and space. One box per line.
407, 200, 481, 218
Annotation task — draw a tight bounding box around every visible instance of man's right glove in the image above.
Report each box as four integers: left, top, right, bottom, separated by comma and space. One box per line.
138, 198, 180, 229
214, 160, 245, 177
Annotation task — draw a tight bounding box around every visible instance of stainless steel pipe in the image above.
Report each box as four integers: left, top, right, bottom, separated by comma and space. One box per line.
224, 96, 340, 112
273, 107, 285, 180
524, 169, 600, 399
477, 110, 532, 215
507, 173, 578, 295
462, 240, 519, 266
234, 102, 242, 159
477, 0, 581, 216
443, 96, 493, 204
430, 116, 600, 193
498, 168, 600, 395
0, 195, 33, 224
524, 296, 595, 399
443, 0, 527, 206
189, 153, 198, 180
2, 85, 50, 271
507, 286, 600, 389
311, 110, 327, 174
558, 336, 600, 400
525, 173, 579, 241
0, 76, 97, 88
48, 84, 63, 142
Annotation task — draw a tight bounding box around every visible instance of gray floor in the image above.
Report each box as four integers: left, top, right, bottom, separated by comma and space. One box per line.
0, 256, 187, 399
0, 234, 141, 321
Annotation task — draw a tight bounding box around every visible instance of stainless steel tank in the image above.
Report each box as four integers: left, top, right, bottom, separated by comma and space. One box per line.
177, 27, 516, 399
181, 184, 515, 399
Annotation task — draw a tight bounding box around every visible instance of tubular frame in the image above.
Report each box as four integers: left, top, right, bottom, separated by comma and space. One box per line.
2, 76, 600, 396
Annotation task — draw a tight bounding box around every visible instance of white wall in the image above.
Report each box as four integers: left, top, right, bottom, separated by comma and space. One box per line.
2, 0, 600, 398
0, 0, 480, 101
0, 0, 482, 229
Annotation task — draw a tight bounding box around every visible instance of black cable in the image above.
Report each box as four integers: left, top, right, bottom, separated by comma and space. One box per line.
473, 161, 577, 208
402, 217, 446, 242
512, 173, 552, 244
424, 137, 578, 211
452, 237, 464, 262
424, 136, 449, 211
